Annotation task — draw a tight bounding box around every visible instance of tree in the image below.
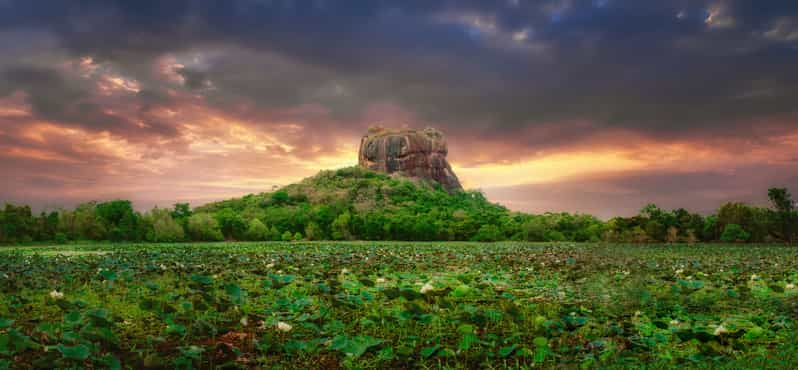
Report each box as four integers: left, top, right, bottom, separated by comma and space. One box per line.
96, 200, 140, 241
215, 208, 246, 240
35, 211, 59, 241
187, 213, 223, 241
72, 203, 107, 241
271, 190, 290, 205
769, 188, 795, 213
304, 221, 322, 241
666, 226, 679, 243
281, 231, 294, 241
720, 224, 750, 243
331, 211, 352, 240
717, 202, 754, 237
245, 219, 269, 241
544, 229, 566, 242
171, 203, 192, 229
644, 220, 666, 242
268, 226, 281, 241
702, 215, 719, 241
471, 224, 503, 242
769, 188, 796, 242
146, 208, 185, 242
521, 217, 548, 241
685, 229, 699, 245
622, 226, 649, 243
0, 204, 34, 243
640, 204, 664, 220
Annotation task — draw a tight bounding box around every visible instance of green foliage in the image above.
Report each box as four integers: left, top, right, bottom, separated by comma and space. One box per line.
769, 188, 797, 242
0, 204, 34, 243
54, 232, 68, 245
171, 203, 192, 229
471, 224, 503, 242
186, 213, 223, 241
1, 242, 797, 368
331, 211, 352, 240
244, 218, 269, 241
145, 208, 185, 242
0, 169, 794, 244
304, 221, 323, 241
720, 224, 751, 242
270, 190, 290, 205
214, 208, 246, 240
96, 200, 140, 242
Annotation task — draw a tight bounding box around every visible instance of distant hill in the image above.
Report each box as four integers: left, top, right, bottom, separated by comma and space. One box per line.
195, 166, 516, 241
10, 166, 784, 245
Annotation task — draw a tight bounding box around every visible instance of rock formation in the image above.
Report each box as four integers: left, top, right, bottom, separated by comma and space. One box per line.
358, 126, 463, 192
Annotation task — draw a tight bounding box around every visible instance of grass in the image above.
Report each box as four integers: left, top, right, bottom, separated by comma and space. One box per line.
1, 242, 797, 369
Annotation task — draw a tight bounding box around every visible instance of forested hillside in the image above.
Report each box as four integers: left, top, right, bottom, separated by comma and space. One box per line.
0, 167, 795, 244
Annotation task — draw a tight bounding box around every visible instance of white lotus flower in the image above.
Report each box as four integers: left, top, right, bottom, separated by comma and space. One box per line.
49, 290, 64, 300
276, 321, 292, 332
266, 263, 275, 268
670, 320, 679, 325
376, 278, 386, 284
240, 317, 249, 326
341, 268, 349, 274
750, 274, 759, 281
714, 325, 728, 336
786, 283, 795, 289
420, 282, 435, 294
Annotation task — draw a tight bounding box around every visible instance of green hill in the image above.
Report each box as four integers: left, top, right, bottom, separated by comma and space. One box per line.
4, 166, 790, 244
195, 166, 517, 241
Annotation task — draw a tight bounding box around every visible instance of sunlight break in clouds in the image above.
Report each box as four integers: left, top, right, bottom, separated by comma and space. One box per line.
0, 0, 797, 214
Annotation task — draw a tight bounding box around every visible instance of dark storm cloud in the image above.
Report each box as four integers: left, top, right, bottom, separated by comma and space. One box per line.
3, 0, 797, 150
1, 0, 798, 212
0, 64, 180, 140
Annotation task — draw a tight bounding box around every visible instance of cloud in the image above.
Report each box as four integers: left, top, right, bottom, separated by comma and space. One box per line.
0, 0, 797, 213
484, 165, 798, 219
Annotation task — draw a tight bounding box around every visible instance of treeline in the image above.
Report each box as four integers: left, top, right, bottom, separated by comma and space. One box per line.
0, 167, 795, 244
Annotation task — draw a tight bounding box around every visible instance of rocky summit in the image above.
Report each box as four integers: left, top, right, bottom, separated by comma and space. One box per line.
358, 126, 463, 191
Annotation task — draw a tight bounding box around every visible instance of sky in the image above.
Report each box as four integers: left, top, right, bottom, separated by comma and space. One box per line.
1, 0, 798, 218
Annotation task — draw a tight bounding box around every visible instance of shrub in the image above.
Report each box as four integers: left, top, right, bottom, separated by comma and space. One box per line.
187, 213, 223, 241
544, 230, 566, 242
471, 224, 503, 242
720, 224, 750, 243
244, 219, 269, 241
304, 222, 322, 241
54, 232, 68, 245
271, 191, 290, 205
152, 215, 185, 242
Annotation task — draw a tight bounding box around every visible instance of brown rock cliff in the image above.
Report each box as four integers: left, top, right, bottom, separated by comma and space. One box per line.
358, 126, 463, 191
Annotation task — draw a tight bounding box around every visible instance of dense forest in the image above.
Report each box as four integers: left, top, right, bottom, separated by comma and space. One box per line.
1, 167, 796, 244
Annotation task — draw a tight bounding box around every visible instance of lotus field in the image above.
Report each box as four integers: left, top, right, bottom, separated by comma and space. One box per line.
1, 242, 798, 369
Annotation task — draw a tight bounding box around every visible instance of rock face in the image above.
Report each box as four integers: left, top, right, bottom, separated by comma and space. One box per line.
358, 126, 463, 191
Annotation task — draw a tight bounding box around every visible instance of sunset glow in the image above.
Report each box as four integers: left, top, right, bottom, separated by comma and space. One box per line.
1, 0, 797, 216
